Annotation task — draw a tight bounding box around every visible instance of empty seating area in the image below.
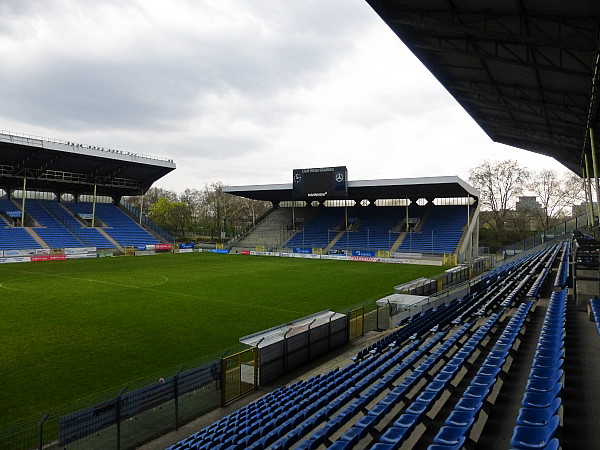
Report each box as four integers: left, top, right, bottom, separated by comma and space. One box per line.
509, 289, 566, 450
0, 198, 162, 251
167, 239, 585, 450
589, 299, 600, 336
18, 199, 82, 249
397, 206, 467, 255
0, 227, 42, 250
283, 205, 469, 254
285, 208, 346, 249
332, 208, 405, 251
234, 209, 296, 251
65, 202, 160, 248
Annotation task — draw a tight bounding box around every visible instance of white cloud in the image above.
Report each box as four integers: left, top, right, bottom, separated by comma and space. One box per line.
0, 0, 571, 193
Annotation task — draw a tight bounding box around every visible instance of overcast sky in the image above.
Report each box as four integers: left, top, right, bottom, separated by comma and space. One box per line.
0, 0, 569, 193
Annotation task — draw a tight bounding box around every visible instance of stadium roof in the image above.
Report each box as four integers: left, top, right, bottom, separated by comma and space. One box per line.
224, 175, 478, 202
0, 131, 176, 198
365, 0, 600, 174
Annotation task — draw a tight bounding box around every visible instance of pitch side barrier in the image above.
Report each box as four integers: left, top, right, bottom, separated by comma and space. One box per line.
0, 247, 98, 264
238, 249, 445, 266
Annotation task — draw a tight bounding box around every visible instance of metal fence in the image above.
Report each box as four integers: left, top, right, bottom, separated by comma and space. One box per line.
1, 357, 222, 450
120, 200, 176, 243
498, 213, 589, 260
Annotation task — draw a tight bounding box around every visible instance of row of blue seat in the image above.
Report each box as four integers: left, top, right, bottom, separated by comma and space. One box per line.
307, 322, 476, 449
589, 298, 600, 336
352, 303, 455, 361
500, 245, 560, 308
264, 334, 449, 450
426, 301, 533, 449
367, 314, 501, 449
168, 335, 446, 450
510, 289, 566, 450
554, 241, 570, 288
527, 244, 562, 298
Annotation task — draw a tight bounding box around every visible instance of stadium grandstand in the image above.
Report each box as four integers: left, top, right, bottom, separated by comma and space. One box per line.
145, 1, 600, 450
0, 130, 176, 255
225, 174, 480, 264
4, 1, 600, 449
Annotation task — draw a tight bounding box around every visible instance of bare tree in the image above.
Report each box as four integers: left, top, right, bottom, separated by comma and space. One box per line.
528, 170, 585, 229
468, 159, 530, 232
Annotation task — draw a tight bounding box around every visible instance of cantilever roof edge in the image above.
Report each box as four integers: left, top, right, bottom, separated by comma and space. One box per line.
224, 175, 479, 202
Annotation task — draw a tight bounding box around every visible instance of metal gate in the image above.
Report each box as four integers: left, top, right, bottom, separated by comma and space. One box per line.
221, 347, 258, 405
348, 306, 365, 342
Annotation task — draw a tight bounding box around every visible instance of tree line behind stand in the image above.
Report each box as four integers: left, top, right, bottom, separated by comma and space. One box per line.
469, 159, 585, 253
125, 182, 271, 242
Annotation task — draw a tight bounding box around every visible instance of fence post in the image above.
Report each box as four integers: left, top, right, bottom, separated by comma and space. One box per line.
116, 386, 128, 450
175, 367, 184, 430
283, 328, 292, 373
328, 312, 335, 351
38, 413, 49, 450
307, 318, 317, 361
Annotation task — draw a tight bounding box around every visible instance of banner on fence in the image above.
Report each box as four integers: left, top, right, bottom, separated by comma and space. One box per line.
31, 255, 67, 262
0, 256, 31, 264
293, 248, 312, 254
64, 247, 96, 255
351, 250, 375, 258
210, 249, 230, 254
4, 249, 36, 257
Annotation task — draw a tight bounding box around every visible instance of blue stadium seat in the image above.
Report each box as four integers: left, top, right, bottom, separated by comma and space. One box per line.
510, 415, 560, 449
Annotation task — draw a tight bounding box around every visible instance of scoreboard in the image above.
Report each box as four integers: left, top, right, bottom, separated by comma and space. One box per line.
292, 166, 348, 198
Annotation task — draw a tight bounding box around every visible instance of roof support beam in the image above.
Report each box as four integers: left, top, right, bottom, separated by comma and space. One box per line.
448, 84, 587, 116
389, 11, 597, 51
412, 41, 590, 77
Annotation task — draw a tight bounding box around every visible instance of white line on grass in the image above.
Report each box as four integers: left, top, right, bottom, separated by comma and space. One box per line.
0, 267, 301, 314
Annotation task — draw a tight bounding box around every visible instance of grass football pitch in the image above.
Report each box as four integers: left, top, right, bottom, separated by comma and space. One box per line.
0, 252, 445, 425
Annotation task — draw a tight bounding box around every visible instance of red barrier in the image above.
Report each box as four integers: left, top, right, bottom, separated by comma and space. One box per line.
31, 255, 67, 262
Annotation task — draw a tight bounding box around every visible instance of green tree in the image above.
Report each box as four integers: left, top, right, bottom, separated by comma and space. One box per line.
148, 197, 191, 236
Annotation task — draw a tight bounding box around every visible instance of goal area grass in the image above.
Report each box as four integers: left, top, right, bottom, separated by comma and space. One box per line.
0, 252, 446, 424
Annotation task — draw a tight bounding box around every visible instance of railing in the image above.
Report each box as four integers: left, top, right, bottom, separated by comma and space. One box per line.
0, 129, 174, 164
497, 213, 589, 260
40, 201, 89, 246
120, 200, 176, 243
